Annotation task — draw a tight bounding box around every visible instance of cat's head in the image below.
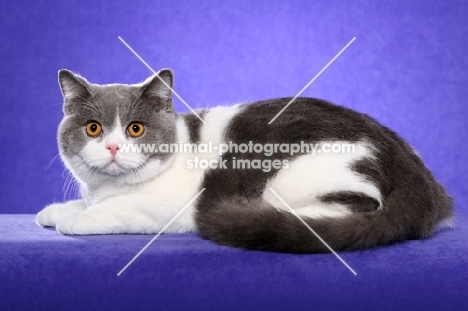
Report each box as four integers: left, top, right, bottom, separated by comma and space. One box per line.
57, 69, 177, 186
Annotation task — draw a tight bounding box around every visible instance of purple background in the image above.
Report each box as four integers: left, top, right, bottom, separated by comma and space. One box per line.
0, 0, 466, 214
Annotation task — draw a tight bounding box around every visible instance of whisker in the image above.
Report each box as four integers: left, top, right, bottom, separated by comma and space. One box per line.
44, 154, 61, 172
44, 102, 66, 109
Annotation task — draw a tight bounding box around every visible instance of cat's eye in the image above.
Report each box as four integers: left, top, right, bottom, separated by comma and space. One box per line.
127, 122, 145, 138
86, 121, 102, 137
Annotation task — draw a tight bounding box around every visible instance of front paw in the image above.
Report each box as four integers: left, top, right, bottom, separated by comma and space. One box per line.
36, 203, 67, 227
56, 212, 101, 235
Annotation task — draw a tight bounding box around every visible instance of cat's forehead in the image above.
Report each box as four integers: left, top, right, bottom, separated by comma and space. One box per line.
92, 84, 140, 106
72, 84, 143, 127
95, 84, 139, 111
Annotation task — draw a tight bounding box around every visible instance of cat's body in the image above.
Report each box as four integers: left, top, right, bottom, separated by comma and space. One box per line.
36, 69, 453, 253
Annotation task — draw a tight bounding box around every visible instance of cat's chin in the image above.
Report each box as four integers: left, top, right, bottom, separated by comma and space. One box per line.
100, 161, 127, 176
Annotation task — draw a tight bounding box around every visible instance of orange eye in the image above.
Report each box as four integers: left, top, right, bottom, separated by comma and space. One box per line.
127, 122, 145, 138
86, 121, 102, 137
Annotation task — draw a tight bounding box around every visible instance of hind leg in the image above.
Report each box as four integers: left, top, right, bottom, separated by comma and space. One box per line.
263, 146, 382, 218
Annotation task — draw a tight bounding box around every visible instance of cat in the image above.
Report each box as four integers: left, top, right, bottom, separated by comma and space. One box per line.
36, 68, 454, 253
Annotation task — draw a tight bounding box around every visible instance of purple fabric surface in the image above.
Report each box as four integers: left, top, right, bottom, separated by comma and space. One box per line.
1, 214, 467, 310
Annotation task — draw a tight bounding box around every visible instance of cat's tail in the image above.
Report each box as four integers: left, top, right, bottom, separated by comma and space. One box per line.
195, 184, 453, 253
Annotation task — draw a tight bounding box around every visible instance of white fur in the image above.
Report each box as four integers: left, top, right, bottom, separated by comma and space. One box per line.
37, 105, 382, 235
435, 217, 455, 232
263, 141, 382, 218
199, 104, 243, 158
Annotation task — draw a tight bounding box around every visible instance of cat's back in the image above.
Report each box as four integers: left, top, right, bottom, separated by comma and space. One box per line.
193, 97, 390, 146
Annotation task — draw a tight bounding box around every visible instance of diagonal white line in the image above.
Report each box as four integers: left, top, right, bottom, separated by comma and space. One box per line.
268, 37, 356, 124
117, 188, 206, 276
118, 36, 207, 125
268, 188, 357, 276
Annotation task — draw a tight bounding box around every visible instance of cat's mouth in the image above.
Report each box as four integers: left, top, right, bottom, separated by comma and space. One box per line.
77, 155, 130, 177
74, 153, 157, 181
100, 157, 151, 177
101, 159, 128, 176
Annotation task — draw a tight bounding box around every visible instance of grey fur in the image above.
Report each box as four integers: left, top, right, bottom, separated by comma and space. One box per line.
182, 110, 208, 143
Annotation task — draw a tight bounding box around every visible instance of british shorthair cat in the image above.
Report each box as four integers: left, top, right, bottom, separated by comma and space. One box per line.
36, 69, 453, 253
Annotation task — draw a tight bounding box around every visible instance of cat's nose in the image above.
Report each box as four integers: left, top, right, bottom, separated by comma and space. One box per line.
106, 144, 120, 156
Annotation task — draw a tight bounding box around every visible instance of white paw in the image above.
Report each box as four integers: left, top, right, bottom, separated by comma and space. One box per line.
36, 200, 86, 228
36, 203, 68, 227
56, 212, 105, 235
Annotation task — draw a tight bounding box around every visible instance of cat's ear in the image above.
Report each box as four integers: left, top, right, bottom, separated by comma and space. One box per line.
140, 69, 174, 112
58, 69, 92, 102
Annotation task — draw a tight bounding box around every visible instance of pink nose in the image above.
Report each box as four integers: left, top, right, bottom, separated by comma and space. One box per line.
106, 144, 119, 156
